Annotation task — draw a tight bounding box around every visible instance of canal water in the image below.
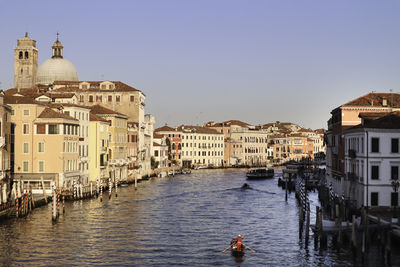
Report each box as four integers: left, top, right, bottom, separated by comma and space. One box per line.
0, 169, 399, 266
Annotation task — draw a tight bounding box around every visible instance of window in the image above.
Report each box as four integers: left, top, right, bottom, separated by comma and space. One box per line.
38, 142, 44, 153
48, 124, 58, 134
23, 124, 29, 134
371, 165, 379, 180
116, 95, 120, 102
23, 161, 29, 172
19, 51, 23, 59
371, 138, 379, 153
11, 110, 14, 116
79, 95, 84, 102
392, 192, 399, 207
130, 95, 134, 102
36, 124, 45, 134
23, 143, 29, 153
23, 109, 29, 116
25, 51, 29, 59
88, 95, 94, 102
371, 192, 379, 206
108, 95, 113, 102
96, 95, 102, 102
38, 161, 44, 172
392, 166, 399, 180
392, 138, 399, 153
101, 84, 106, 90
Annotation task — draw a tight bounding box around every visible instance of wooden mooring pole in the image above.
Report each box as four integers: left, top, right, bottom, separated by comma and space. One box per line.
305, 202, 310, 246
52, 187, 57, 222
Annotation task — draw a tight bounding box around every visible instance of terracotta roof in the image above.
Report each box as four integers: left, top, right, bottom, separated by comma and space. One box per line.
298, 128, 314, 133
49, 103, 91, 110
52, 81, 143, 94
205, 120, 251, 128
49, 93, 76, 99
358, 112, 391, 120
153, 133, 164, 139
314, 129, 326, 134
342, 93, 400, 108
153, 142, 162, 147
177, 125, 222, 135
222, 120, 251, 127
37, 108, 78, 121
4, 87, 39, 96
348, 112, 400, 130
4, 95, 43, 105
89, 112, 110, 123
155, 125, 176, 132
90, 104, 128, 118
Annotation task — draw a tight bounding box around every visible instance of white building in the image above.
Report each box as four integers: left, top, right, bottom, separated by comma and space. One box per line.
178, 125, 224, 168
142, 114, 155, 176
343, 112, 400, 209
153, 134, 169, 168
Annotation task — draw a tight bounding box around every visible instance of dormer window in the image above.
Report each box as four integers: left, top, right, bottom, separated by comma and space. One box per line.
101, 84, 106, 90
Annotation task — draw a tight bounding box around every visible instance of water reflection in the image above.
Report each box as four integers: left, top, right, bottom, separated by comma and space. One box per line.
0, 169, 398, 266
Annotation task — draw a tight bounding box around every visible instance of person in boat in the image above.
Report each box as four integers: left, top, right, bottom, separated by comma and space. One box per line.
231, 235, 244, 251
241, 183, 251, 189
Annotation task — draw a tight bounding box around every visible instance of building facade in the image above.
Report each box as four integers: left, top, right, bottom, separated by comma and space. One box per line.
89, 113, 110, 184
342, 112, 400, 209
178, 125, 224, 168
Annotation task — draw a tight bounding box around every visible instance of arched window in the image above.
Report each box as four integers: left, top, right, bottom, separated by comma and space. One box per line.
25, 51, 29, 59
19, 52, 23, 59
172, 143, 176, 150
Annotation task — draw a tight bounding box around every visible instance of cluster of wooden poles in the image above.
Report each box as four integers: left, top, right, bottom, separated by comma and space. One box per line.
15, 188, 34, 218
296, 178, 312, 246
310, 181, 396, 265
51, 177, 120, 223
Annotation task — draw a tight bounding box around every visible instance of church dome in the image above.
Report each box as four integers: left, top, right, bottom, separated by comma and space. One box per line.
36, 57, 78, 85
35, 36, 78, 85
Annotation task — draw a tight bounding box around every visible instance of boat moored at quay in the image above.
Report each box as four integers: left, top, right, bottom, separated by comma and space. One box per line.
246, 168, 274, 179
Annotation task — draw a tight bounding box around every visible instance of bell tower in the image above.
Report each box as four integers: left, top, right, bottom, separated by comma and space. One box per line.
14, 32, 38, 89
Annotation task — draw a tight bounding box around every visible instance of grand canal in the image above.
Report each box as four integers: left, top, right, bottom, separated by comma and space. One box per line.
0, 169, 399, 266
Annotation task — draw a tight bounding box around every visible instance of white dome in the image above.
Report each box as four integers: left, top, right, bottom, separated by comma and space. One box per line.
36, 57, 78, 85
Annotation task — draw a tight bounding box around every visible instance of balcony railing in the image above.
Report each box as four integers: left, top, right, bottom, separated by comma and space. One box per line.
348, 149, 356, 159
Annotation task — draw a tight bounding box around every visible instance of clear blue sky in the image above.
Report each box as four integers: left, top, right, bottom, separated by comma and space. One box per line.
1, 0, 400, 129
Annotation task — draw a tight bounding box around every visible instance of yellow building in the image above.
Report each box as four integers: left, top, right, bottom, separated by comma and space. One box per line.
90, 105, 128, 182
89, 113, 110, 184
6, 95, 80, 193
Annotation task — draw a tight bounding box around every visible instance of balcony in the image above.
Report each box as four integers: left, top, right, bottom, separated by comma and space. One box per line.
347, 172, 358, 182
348, 149, 356, 159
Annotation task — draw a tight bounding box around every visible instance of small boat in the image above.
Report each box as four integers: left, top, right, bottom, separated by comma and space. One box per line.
231, 244, 245, 257
246, 168, 274, 179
